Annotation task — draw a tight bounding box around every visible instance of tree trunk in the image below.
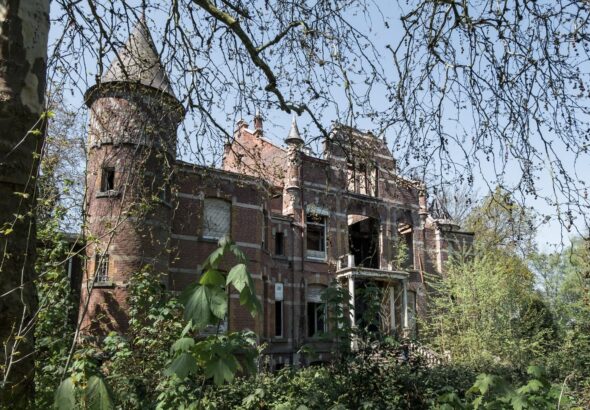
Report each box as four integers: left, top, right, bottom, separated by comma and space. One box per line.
0, 0, 49, 405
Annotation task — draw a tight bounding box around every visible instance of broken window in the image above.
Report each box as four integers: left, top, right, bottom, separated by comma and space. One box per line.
95, 253, 109, 282
203, 198, 231, 240
397, 223, 414, 269
307, 285, 327, 337
407, 290, 417, 330
347, 162, 378, 196
262, 210, 268, 250
306, 214, 326, 260
100, 167, 115, 192
275, 232, 284, 256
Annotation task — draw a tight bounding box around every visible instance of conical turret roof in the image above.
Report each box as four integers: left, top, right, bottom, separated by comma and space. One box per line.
285, 114, 304, 145
102, 17, 176, 98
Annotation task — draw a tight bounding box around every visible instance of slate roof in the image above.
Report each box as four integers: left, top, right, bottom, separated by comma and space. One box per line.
103, 17, 176, 98
285, 114, 304, 144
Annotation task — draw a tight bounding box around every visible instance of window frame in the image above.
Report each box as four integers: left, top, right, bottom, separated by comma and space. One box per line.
307, 301, 327, 337
346, 162, 378, 197
275, 300, 283, 338
94, 252, 109, 283
202, 198, 232, 241
306, 213, 327, 260
100, 167, 115, 192
275, 232, 285, 256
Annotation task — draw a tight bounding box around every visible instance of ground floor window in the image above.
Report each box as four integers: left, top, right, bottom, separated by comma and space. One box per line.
307, 284, 327, 337
307, 302, 326, 337
275, 301, 283, 337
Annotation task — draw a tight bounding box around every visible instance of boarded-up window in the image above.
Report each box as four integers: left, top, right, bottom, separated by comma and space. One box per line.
203, 199, 231, 240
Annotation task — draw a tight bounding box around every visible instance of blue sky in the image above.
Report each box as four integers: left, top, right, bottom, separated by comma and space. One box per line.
48, 1, 589, 251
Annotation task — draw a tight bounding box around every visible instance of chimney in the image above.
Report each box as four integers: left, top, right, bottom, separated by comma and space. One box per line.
254, 108, 263, 137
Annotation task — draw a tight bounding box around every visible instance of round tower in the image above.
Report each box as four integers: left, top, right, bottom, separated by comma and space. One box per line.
82, 18, 184, 334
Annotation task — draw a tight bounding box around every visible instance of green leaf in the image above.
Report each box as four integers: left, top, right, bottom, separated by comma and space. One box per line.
203, 247, 224, 269
199, 269, 225, 286
180, 321, 193, 337
85, 375, 115, 410
166, 352, 198, 379
239, 287, 261, 316
471, 373, 495, 395
518, 379, 544, 394
510, 393, 527, 410
171, 337, 195, 353
230, 244, 246, 262
209, 286, 228, 319
526, 365, 544, 379
205, 354, 239, 385
227, 264, 250, 292
183, 285, 212, 328
54, 377, 76, 410
218, 235, 232, 248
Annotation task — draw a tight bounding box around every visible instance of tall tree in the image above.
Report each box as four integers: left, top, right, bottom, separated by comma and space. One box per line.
0, 0, 50, 405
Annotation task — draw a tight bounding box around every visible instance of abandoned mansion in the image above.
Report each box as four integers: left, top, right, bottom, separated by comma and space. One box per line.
81, 19, 473, 366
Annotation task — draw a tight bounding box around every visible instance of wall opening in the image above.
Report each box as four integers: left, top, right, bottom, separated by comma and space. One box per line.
347, 214, 380, 269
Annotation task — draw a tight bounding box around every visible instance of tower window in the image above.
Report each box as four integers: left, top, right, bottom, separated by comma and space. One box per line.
101, 167, 115, 192
95, 253, 109, 282
306, 214, 326, 260
203, 198, 231, 240
275, 232, 284, 256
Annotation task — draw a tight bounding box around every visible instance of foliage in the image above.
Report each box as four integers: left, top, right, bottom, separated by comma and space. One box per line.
423, 244, 556, 371
437, 366, 570, 410
34, 142, 79, 407
464, 187, 537, 257
199, 343, 477, 409
53, 237, 260, 409
164, 236, 261, 388
34, 223, 77, 408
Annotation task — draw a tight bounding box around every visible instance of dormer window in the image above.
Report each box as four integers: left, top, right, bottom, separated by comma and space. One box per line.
347, 162, 377, 196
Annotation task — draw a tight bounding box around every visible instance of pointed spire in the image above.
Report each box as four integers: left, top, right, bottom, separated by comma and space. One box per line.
285, 114, 303, 145
102, 18, 176, 98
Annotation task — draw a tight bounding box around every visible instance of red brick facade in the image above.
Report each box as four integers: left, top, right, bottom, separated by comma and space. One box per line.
81, 20, 473, 367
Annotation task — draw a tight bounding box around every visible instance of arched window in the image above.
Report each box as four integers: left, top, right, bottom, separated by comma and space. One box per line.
203, 198, 231, 240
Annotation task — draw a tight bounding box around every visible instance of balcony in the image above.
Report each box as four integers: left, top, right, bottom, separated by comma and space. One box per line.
336, 253, 409, 282
336, 253, 411, 340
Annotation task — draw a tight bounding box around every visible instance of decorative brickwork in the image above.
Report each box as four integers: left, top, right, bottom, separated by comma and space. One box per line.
82, 20, 473, 366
